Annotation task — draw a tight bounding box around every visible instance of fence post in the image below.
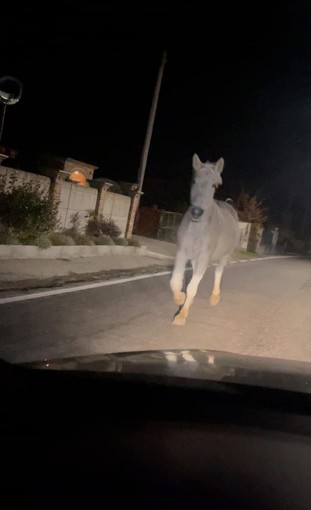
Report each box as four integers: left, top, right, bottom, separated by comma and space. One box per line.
125, 185, 143, 239
94, 182, 113, 217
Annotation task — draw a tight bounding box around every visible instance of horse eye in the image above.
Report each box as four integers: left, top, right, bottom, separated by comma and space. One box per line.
213, 184, 217, 189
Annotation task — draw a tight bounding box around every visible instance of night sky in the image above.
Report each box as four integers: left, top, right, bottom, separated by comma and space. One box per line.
1, 2, 311, 229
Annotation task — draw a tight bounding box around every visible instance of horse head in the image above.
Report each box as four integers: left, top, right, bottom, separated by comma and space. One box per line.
190, 153, 224, 222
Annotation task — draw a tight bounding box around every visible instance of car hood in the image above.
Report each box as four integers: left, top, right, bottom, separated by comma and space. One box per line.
23, 349, 311, 394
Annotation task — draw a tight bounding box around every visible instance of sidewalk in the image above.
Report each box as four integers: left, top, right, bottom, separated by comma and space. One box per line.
0, 236, 177, 291
0, 235, 264, 292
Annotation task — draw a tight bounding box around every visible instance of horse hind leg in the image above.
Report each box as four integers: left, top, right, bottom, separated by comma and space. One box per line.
210, 255, 230, 306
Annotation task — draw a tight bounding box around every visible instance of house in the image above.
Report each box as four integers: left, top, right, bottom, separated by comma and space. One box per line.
0, 147, 138, 237
0, 147, 98, 187
37, 154, 98, 186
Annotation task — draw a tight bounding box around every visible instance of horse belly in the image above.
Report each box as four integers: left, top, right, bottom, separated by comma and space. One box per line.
209, 223, 239, 262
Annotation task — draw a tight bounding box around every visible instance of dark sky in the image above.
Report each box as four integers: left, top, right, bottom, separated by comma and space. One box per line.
1, 2, 311, 223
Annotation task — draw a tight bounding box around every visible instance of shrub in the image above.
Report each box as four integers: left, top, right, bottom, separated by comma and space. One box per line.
33, 235, 52, 249
69, 212, 81, 232
0, 179, 59, 240
63, 227, 77, 238
85, 212, 121, 238
127, 238, 141, 247
112, 237, 128, 246
74, 234, 95, 246
0, 230, 9, 244
0, 225, 20, 245
49, 232, 75, 246
6, 235, 20, 245
63, 212, 83, 241
92, 235, 115, 245
236, 191, 268, 224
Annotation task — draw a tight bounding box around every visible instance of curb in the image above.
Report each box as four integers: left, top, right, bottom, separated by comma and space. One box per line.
230, 254, 297, 264
0, 263, 174, 293
0, 255, 297, 293
145, 250, 176, 260
0, 244, 146, 259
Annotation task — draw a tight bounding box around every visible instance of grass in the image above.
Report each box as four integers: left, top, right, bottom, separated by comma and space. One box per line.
33, 235, 52, 249
112, 237, 128, 246
92, 235, 115, 245
232, 249, 260, 260
49, 232, 75, 246
127, 238, 141, 247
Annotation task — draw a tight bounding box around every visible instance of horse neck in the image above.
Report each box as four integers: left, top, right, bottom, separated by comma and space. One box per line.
205, 199, 217, 218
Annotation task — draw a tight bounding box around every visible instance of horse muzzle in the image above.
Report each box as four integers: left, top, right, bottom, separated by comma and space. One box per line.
191, 206, 204, 222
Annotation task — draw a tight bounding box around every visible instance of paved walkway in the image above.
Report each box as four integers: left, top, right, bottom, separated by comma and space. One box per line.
0, 236, 175, 290
0, 235, 266, 291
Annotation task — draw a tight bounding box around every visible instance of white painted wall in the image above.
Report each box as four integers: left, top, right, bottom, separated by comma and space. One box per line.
101, 192, 131, 236
0, 167, 132, 237
59, 181, 98, 229
0, 166, 50, 195
238, 221, 251, 250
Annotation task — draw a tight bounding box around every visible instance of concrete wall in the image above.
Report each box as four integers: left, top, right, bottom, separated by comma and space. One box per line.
101, 192, 131, 236
58, 181, 98, 229
0, 166, 50, 195
0, 166, 137, 238
238, 221, 251, 250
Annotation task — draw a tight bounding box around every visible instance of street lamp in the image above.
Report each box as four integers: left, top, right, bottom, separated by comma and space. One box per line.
0, 76, 23, 146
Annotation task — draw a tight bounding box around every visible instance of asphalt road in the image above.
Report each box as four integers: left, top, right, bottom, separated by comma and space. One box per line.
1, 257, 311, 364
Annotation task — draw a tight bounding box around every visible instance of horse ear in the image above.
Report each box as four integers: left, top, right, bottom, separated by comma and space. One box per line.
192, 153, 201, 172
215, 157, 224, 174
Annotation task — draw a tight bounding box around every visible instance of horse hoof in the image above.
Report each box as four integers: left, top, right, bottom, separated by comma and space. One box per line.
210, 293, 220, 306
172, 315, 186, 326
174, 291, 186, 306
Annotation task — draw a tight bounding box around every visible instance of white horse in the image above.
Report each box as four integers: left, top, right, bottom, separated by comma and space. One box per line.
170, 153, 239, 325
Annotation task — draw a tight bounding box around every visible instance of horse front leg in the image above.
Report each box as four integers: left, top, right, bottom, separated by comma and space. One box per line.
173, 259, 208, 326
210, 255, 230, 306
170, 250, 188, 306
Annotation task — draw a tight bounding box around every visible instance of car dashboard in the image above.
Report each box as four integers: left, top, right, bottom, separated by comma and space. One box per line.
2, 360, 311, 509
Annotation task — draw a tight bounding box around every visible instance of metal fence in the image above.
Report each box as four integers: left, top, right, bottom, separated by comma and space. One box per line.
157, 211, 183, 242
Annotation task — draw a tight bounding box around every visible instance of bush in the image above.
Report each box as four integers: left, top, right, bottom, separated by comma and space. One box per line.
32, 235, 52, 249
236, 191, 268, 224
74, 234, 95, 246
49, 232, 75, 246
63, 213, 83, 241
0, 227, 20, 245
112, 237, 128, 246
63, 227, 78, 239
92, 235, 115, 246
69, 212, 81, 232
6, 235, 20, 245
0, 179, 59, 240
0, 229, 9, 244
85, 212, 121, 238
127, 238, 141, 247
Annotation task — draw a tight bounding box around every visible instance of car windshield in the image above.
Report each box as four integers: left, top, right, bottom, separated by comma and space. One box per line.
0, 3, 311, 390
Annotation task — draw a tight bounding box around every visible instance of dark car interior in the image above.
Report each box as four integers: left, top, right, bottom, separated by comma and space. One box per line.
2, 360, 311, 510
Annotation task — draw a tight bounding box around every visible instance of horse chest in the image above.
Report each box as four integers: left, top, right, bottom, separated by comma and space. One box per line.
180, 225, 211, 260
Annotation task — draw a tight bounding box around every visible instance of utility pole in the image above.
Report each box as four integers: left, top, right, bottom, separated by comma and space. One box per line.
137, 50, 167, 193
125, 51, 167, 239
